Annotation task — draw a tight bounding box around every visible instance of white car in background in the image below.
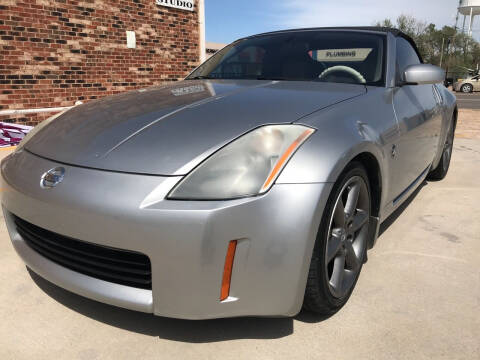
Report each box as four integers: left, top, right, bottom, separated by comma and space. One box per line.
453, 75, 480, 93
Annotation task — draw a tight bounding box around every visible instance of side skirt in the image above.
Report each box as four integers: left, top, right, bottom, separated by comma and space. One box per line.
371, 165, 431, 249
392, 166, 431, 207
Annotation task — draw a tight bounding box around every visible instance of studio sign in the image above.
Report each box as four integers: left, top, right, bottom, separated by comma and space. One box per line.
155, 0, 194, 11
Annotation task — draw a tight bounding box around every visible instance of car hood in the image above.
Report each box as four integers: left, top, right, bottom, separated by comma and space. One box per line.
25, 80, 365, 175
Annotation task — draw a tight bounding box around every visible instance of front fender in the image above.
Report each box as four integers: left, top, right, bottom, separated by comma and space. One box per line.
277, 88, 397, 216
277, 130, 387, 185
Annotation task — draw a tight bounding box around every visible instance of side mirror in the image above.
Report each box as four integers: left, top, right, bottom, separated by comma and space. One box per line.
402, 64, 445, 85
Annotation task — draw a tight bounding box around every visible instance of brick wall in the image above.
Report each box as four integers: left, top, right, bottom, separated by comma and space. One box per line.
0, 0, 200, 125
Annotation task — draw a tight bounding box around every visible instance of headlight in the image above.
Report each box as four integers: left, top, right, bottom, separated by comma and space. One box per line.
168, 125, 315, 200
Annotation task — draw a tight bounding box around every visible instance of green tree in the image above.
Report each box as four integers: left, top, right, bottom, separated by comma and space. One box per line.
376, 15, 480, 78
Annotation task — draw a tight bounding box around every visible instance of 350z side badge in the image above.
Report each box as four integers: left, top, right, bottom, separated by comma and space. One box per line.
40, 167, 65, 188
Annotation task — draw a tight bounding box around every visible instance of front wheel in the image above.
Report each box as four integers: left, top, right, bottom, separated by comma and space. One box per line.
461, 84, 473, 93
303, 163, 371, 315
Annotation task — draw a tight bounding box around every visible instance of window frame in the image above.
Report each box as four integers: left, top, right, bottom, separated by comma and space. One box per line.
395, 36, 423, 85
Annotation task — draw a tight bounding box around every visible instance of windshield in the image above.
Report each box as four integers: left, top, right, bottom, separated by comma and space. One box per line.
188, 31, 386, 86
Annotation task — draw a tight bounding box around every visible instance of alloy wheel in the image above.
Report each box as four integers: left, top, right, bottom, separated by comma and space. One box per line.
325, 176, 370, 298
462, 84, 472, 93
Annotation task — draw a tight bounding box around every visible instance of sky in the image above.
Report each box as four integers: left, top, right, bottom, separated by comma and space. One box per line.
205, 0, 462, 44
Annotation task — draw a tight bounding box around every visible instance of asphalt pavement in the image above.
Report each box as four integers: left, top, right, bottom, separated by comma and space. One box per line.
453, 91, 480, 110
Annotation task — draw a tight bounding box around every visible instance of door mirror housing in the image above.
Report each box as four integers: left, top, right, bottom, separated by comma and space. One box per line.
402, 64, 445, 86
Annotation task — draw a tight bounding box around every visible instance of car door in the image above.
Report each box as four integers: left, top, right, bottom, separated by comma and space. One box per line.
390, 38, 443, 203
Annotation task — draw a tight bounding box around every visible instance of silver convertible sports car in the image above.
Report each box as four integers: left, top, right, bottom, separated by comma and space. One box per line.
2, 27, 456, 319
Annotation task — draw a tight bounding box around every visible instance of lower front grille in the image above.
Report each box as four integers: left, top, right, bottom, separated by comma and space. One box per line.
13, 215, 152, 289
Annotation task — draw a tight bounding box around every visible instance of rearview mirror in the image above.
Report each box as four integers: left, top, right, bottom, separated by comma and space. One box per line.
403, 64, 445, 86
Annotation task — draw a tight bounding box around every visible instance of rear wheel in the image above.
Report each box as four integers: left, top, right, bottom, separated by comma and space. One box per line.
303, 163, 371, 315
461, 84, 473, 93
428, 118, 455, 180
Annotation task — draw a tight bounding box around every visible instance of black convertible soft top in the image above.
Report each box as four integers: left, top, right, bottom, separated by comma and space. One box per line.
247, 26, 423, 63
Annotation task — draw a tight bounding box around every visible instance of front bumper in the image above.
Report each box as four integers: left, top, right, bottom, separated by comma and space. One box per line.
1, 149, 331, 319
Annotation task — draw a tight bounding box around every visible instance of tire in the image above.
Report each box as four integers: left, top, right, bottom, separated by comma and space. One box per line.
428, 117, 455, 181
461, 84, 473, 93
303, 162, 372, 315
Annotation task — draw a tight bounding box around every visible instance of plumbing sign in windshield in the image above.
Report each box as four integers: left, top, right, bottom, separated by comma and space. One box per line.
309, 48, 373, 62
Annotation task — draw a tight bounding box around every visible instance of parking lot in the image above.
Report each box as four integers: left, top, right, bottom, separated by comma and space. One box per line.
1, 110, 479, 360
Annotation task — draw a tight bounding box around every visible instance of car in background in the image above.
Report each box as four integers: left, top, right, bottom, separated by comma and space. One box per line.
453, 75, 480, 93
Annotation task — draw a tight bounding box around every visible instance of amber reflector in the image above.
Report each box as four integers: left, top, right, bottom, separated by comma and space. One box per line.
220, 240, 237, 301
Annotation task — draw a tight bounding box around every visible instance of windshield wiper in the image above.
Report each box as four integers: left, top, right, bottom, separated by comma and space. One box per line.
254, 76, 289, 81
189, 76, 215, 80
189, 76, 291, 81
